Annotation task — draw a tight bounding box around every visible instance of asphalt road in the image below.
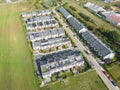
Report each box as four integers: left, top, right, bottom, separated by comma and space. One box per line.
52, 8, 120, 90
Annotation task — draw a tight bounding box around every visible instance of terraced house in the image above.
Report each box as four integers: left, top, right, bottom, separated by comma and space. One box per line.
35, 49, 85, 78
22, 10, 51, 18
101, 11, 120, 27
27, 28, 65, 42
84, 2, 120, 27
83, 2, 106, 13
32, 36, 71, 51
58, 7, 115, 63
81, 31, 115, 62
59, 7, 87, 33
26, 15, 58, 31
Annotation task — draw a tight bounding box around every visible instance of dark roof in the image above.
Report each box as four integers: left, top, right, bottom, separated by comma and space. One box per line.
37, 22, 43, 26
35, 49, 84, 77
59, 7, 71, 19
27, 28, 65, 41
58, 7, 86, 33
67, 17, 85, 33
35, 49, 81, 65
81, 31, 113, 59
51, 20, 57, 24
33, 36, 70, 48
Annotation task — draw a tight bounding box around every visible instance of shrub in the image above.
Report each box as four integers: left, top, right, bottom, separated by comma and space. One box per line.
78, 12, 91, 21
51, 76, 57, 82
69, 6, 77, 11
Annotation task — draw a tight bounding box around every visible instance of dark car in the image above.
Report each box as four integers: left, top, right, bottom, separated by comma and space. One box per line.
111, 81, 117, 86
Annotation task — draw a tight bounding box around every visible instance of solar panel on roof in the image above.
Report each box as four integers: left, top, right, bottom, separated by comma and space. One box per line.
89, 40, 98, 48
99, 47, 111, 57
32, 23, 36, 27
51, 20, 56, 24
45, 21, 50, 25
67, 17, 84, 33
59, 7, 71, 19
81, 31, 114, 59
94, 44, 104, 51
86, 37, 95, 44
37, 22, 43, 26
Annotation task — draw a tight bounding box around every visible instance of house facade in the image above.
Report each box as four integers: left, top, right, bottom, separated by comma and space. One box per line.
26, 20, 58, 31
32, 36, 72, 51
81, 31, 115, 61
22, 10, 51, 18
101, 11, 120, 27
27, 28, 65, 42
59, 7, 87, 33
35, 49, 85, 78
84, 2, 106, 12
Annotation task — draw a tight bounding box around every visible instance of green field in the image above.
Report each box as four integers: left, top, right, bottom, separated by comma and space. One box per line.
64, 0, 119, 31
0, 4, 38, 90
62, 1, 120, 87
0, 0, 5, 3
105, 63, 120, 87
0, 1, 110, 90
41, 71, 108, 90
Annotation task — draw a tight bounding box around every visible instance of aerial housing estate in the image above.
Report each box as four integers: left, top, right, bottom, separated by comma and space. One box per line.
22, 9, 85, 78
59, 7, 115, 63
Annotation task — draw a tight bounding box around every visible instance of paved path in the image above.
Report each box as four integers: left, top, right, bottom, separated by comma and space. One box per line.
52, 8, 120, 90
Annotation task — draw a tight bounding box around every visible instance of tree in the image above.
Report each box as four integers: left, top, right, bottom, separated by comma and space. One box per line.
104, 5, 110, 10
59, 0, 63, 5
100, 29, 120, 43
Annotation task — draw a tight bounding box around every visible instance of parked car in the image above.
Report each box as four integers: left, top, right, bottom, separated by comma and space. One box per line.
111, 80, 117, 86
84, 49, 91, 55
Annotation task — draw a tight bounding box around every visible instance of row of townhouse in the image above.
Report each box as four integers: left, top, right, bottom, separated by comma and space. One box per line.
22, 10, 51, 18
35, 49, 85, 78
101, 11, 120, 27
26, 15, 54, 24
58, 7, 115, 62
27, 28, 65, 42
83, 2, 106, 13
84, 2, 120, 27
22, 11, 59, 31
59, 7, 87, 33
26, 20, 58, 31
101, 0, 119, 3
81, 31, 115, 63
32, 36, 72, 50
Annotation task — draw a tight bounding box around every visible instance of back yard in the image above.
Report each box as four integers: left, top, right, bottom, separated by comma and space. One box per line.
41, 71, 108, 90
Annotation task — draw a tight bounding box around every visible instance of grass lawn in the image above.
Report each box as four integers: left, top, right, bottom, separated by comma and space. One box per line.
64, 0, 119, 31
0, 4, 38, 90
41, 71, 108, 90
105, 63, 120, 87
0, 0, 5, 3
0, 1, 111, 90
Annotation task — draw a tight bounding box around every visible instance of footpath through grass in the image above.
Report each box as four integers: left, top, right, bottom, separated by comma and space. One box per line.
0, 4, 38, 90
